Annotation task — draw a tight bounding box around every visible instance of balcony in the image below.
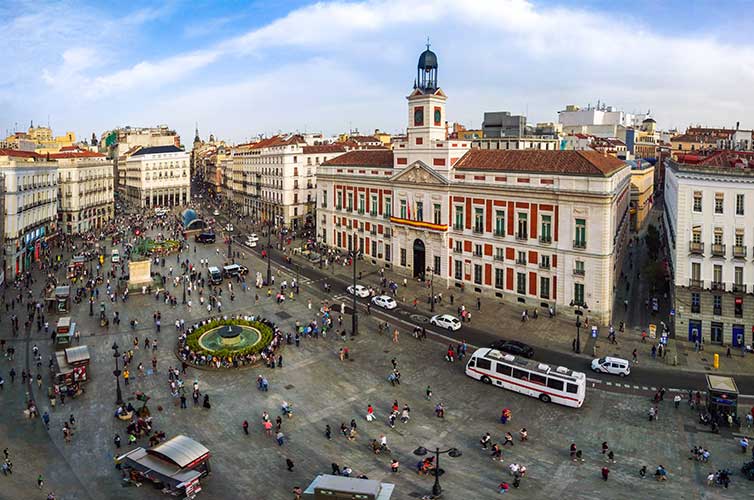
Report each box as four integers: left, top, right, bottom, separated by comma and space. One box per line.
335, 205, 342, 211
733, 245, 747, 258
573, 268, 585, 277
453, 224, 464, 231
711, 281, 725, 291
732, 283, 747, 293
539, 262, 551, 270
370, 229, 377, 236
473, 250, 483, 257
384, 214, 392, 220
711, 244, 726, 257
494, 254, 505, 261
384, 229, 392, 238
493, 230, 505, 238
453, 247, 463, 254
369, 211, 378, 217
515, 257, 527, 265
539, 235, 552, 245
573, 240, 587, 249
688, 241, 704, 254
516, 233, 528, 241
357, 226, 364, 233
357, 209, 365, 215
346, 207, 353, 213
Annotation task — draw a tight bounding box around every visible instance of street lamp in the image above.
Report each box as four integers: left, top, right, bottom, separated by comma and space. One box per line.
413, 445, 462, 496
351, 236, 359, 337
227, 233, 232, 262
427, 266, 435, 313
112, 341, 123, 405
266, 221, 272, 286
89, 296, 94, 316
570, 300, 587, 354
182, 275, 187, 304
295, 263, 300, 295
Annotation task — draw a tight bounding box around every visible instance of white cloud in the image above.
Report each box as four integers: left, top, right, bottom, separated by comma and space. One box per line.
5, 0, 754, 139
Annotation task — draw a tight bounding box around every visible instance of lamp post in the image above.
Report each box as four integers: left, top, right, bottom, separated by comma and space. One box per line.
112, 341, 123, 405
266, 221, 272, 286
427, 266, 435, 313
295, 263, 300, 295
570, 301, 585, 354
413, 445, 462, 496
351, 235, 359, 337
227, 232, 232, 262
89, 296, 94, 316
182, 275, 187, 304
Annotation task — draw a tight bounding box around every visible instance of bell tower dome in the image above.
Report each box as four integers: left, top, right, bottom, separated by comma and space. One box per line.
416, 42, 438, 92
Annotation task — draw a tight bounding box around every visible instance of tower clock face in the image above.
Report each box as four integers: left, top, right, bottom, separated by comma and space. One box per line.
414, 107, 424, 126
434, 108, 441, 124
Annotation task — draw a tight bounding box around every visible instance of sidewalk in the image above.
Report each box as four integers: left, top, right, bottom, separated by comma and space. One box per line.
285, 238, 754, 376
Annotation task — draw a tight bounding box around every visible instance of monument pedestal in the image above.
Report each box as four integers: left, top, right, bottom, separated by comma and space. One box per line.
128, 260, 153, 293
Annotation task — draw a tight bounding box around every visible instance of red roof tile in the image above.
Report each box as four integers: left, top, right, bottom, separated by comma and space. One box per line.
302, 144, 347, 154
0, 148, 41, 159
321, 149, 394, 168
454, 149, 627, 177
48, 151, 105, 159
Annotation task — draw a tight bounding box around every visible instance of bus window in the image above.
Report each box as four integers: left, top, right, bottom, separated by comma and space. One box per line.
495, 363, 512, 376
512, 368, 528, 381
477, 358, 492, 371
530, 373, 546, 385
566, 383, 579, 394
546, 379, 564, 391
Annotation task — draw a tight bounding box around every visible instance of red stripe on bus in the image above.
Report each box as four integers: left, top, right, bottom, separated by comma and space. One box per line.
468, 367, 582, 403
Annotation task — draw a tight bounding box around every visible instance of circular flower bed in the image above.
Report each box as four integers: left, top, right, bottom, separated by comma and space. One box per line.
178, 316, 283, 369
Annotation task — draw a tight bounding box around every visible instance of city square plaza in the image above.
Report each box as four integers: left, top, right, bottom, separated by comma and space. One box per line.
0, 225, 750, 500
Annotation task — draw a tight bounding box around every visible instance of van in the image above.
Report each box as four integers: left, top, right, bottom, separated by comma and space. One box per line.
208, 266, 223, 285
591, 356, 631, 377
223, 264, 241, 278
195, 232, 216, 244
111, 249, 120, 263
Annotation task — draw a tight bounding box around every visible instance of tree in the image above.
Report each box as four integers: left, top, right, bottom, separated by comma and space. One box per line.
645, 224, 661, 259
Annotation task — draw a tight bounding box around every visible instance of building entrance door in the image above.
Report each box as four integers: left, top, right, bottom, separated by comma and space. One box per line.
413, 238, 425, 279
732, 325, 745, 347
711, 322, 724, 344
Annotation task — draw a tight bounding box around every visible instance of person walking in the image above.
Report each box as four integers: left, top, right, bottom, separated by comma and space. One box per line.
425, 385, 432, 400
392, 328, 399, 343
286, 458, 294, 471
242, 420, 249, 435
37, 474, 44, 489
276, 431, 285, 446
601, 466, 610, 481
601, 441, 609, 456
503, 432, 514, 447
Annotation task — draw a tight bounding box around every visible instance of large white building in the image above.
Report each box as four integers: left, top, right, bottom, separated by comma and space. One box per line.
51, 149, 114, 234
558, 103, 647, 129
665, 151, 754, 346
124, 145, 190, 208
229, 136, 346, 229
316, 46, 631, 324
0, 149, 58, 276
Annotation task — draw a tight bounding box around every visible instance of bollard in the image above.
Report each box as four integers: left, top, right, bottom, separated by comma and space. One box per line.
713, 353, 719, 369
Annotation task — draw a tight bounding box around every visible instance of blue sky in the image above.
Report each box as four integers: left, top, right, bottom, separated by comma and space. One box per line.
2, 0, 754, 144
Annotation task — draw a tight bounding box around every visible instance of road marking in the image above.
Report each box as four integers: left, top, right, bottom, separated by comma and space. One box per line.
633, 385, 639, 389
605, 381, 612, 386
586, 378, 602, 384
650, 387, 657, 391
642, 386, 649, 390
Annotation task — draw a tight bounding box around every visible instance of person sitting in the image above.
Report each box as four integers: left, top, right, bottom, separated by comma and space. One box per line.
371, 440, 382, 454
655, 465, 668, 481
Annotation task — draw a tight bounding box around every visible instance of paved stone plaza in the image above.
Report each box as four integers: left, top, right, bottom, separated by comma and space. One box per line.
0, 232, 749, 500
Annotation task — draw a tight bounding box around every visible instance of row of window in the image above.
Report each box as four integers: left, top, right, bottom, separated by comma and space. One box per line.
690, 262, 747, 287
693, 191, 746, 215
690, 292, 746, 318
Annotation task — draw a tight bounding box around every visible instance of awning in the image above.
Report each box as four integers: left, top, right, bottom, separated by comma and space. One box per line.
65, 345, 90, 364
148, 435, 210, 468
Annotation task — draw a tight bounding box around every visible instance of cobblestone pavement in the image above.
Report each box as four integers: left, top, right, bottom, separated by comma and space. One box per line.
0, 225, 749, 500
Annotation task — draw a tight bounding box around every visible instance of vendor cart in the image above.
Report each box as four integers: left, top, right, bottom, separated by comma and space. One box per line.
54, 317, 77, 350
706, 374, 739, 422
52, 345, 90, 401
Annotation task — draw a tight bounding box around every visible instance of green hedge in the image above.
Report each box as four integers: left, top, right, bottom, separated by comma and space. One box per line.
185, 318, 274, 358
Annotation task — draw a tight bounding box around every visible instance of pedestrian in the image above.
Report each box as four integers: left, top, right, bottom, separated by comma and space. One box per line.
601, 466, 610, 481
390, 459, 399, 473
114, 434, 121, 448
242, 420, 249, 435
38, 474, 44, 489
503, 432, 514, 446
498, 481, 510, 494
425, 385, 432, 400
42, 411, 50, 430
392, 328, 399, 343
673, 394, 681, 409
293, 486, 303, 500
639, 465, 647, 478
325, 424, 332, 440
607, 450, 615, 463
276, 431, 285, 446
570, 443, 577, 461
601, 441, 609, 455
632, 349, 638, 364
286, 458, 294, 471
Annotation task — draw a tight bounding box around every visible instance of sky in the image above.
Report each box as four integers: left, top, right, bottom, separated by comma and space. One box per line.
2, 0, 754, 145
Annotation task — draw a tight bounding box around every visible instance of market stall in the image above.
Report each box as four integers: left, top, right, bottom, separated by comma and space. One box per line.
54, 317, 77, 349
706, 374, 738, 421
52, 345, 90, 401
116, 435, 211, 498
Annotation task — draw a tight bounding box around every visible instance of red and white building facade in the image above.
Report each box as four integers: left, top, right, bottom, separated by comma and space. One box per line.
317, 48, 631, 323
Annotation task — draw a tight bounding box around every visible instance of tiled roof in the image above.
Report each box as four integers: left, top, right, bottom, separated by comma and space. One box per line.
454, 149, 627, 177
0, 148, 41, 159
348, 135, 381, 143
670, 134, 716, 143
321, 149, 394, 168
49, 151, 105, 159
131, 145, 183, 156
248, 134, 306, 150
59, 145, 79, 151
697, 150, 754, 168
302, 144, 346, 154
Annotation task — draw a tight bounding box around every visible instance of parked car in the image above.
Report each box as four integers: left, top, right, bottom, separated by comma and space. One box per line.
225, 223, 234, 232
111, 249, 120, 263
430, 314, 462, 331
371, 295, 397, 310
489, 339, 535, 358
346, 284, 370, 298
591, 356, 631, 377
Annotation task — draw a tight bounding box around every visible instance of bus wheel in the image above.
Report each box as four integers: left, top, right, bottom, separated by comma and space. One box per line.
539, 394, 551, 403
481, 376, 492, 385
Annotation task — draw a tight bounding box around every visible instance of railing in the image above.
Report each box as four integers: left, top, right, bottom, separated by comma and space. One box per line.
689, 241, 704, 254
516, 233, 528, 241
573, 240, 587, 249
453, 247, 463, 254
515, 257, 527, 265
539, 235, 552, 244
494, 230, 505, 237
453, 224, 464, 231
473, 250, 482, 257
384, 229, 392, 238
494, 254, 505, 261
539, 262, 551, 270
357, 209, 365, 215
711, 244, 725, 257
711, 281, 725, 291
732, 283, 747, 293
473, 226, 484, 234
733, 245, 747, 258
573, 268, 585, 277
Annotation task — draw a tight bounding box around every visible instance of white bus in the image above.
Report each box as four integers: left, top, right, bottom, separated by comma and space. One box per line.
465, 348, 586, 408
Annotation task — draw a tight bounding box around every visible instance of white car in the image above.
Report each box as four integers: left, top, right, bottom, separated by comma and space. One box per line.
213, 209, 220, 216
245, 237, 258, 248
346, 284, 370, 298
111, 249, 120, 263
430, 314, 462, 331
371, 295, 397, 310
225, 223, 234, 232
591, 356, 631, 377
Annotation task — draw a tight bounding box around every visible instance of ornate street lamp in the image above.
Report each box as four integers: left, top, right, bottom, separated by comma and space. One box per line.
413, 445, 462, 495
112, 341, 123, 405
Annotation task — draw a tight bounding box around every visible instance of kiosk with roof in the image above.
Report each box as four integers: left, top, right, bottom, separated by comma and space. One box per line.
706, 374, 739, 420
116, 435, 211, 498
